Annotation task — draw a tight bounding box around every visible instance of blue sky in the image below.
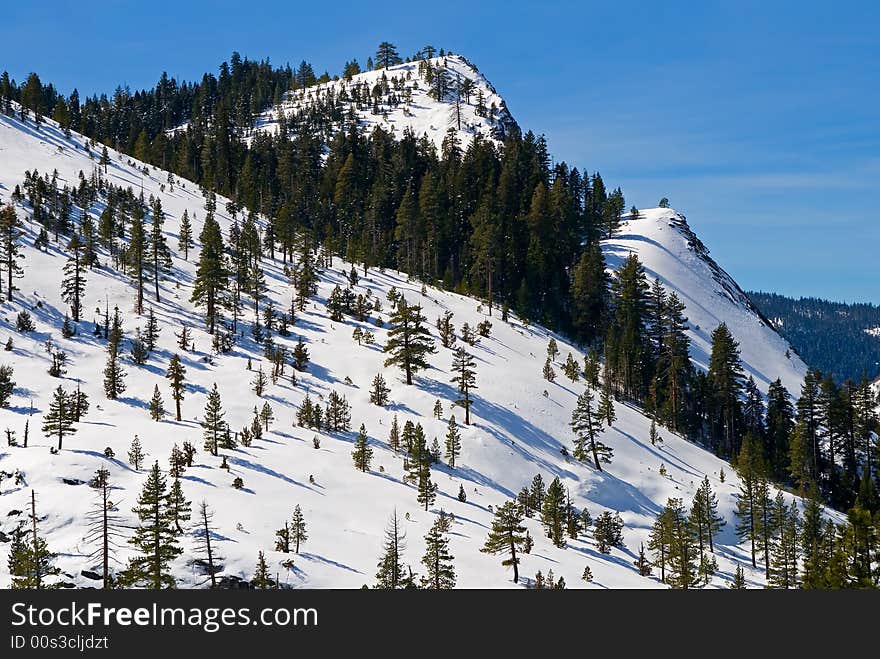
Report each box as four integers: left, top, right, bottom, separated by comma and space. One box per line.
4, 1, 878, 302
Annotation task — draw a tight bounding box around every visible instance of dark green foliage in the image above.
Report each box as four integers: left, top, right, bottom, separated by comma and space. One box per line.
593, 511, 624, 554
383, 300, 435, 385
202, 383, 227, 456
481, 500, 527, 583
41, 385, 75, 451
0, 364, 14, 407
570, 387, 612, 469
120, 463, 183, 589
421, 518, 456, 589
352, 424, 373, 472
450, 346, 477, 425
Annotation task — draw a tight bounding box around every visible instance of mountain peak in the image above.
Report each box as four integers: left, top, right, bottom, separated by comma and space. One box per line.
252, 53, 519, 151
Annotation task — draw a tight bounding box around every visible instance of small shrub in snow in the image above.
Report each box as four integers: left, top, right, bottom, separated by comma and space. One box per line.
232, 477, 244, 490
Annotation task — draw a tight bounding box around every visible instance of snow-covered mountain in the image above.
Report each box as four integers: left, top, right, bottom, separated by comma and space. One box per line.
604, 209, 808, 396
0, 106, 811, 589
250, 54, 519, 152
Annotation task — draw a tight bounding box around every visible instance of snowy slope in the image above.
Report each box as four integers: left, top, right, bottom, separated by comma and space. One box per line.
250, 55, 518, 152
0, 109, 814, 590
603, 209, 808, 396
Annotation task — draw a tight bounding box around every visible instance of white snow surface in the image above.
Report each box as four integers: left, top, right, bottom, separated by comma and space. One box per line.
0, 109, 815, 589
249, 55, 517, 152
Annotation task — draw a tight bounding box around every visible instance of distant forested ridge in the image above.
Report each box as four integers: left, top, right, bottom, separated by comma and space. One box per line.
749, 291, 880, 382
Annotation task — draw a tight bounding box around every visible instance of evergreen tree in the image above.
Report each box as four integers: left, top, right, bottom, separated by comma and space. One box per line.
120, 463, 183, 589
767, 492, 800, 589
450, 346, 477, 424
388, 414, 401, 452
41, 385, 75, 451
421, 517, 456, 589
103, 306, 126, 399
708, 323, 745, 457
252, 551, 272, 590
0, 204, 24, 302
663, 498, 699, 589
291, 504, 308, 553
481, 500, 527, 583
444, 415, 462, 468
149, 384, 165, 420
191, 212, 229, 334
61, 233, 86, 321
570, 243, 609, 346
374, 42, 403, 69
352, 424, 373, 472
593, 511, 624, 554
383, 300, 436, 385
165, 354, 186, 421
149, 198, 171, 302
166, 477, 191, 535
202, 383, 227, 456
375, 510, 408, 589
128, 435, 146, 470
541, 476, 567, 548
570, 387, 612, 469
178, 209, 193, 260
369, 372, 390, 406
731, 564, 747, 589
252, 365, 267, 396
597, 376, 616, 426
734, 432, 767, 570
129, 207, 148, 314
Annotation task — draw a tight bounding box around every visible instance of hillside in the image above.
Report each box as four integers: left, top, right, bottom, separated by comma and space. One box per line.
249, 54, 518, 152
747, 291, 880, 383
0, 106, 817, 589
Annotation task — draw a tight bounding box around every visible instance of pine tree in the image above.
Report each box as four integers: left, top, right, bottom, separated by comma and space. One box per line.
597, 377, 616, 426
292, 338, 309, 371
352, 424, 373, 472
541, 477, 567, 548
128, 435, 146, 470
41, 385, 75, 451
383, 300, 436, 385
662, 498, 699, 589
0, 204, 25, 303
416, 453, 437, 511
481, 500, 527, 583
103, 307, 126, 399
708, 323, 745, 457
120, 462, 183, 589
388, 414, 401, 452
445, 415, 462, 468
61, 233, 86, 321
767, 492, 800, 589
734, 432, 767, 570
450, 346, 477, 425
433, 399, 443, 419
202, 383, 227, 456
166, 477, 191, 535
252, 551, 272, 590
634, 542, 653, 576
457, 484, 467, 502
421, 518, 456, 589
375, 510, 408, 589
543, 357, 556, 382
149, 384, 165, 420
191, 212, 228, 334
570, 387, 612, 469
252, 365, 267, 396
437, 310, 456, 349
369, 373, 390, 406
594, 511, 625, 554
260, 401, 274, 431
178, 209, 194, 260
129, 207, 148, 314
730, 564, 747, 589
291, 504, 308, 553
165, 354, 186, 421
149, 198, 171, 302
